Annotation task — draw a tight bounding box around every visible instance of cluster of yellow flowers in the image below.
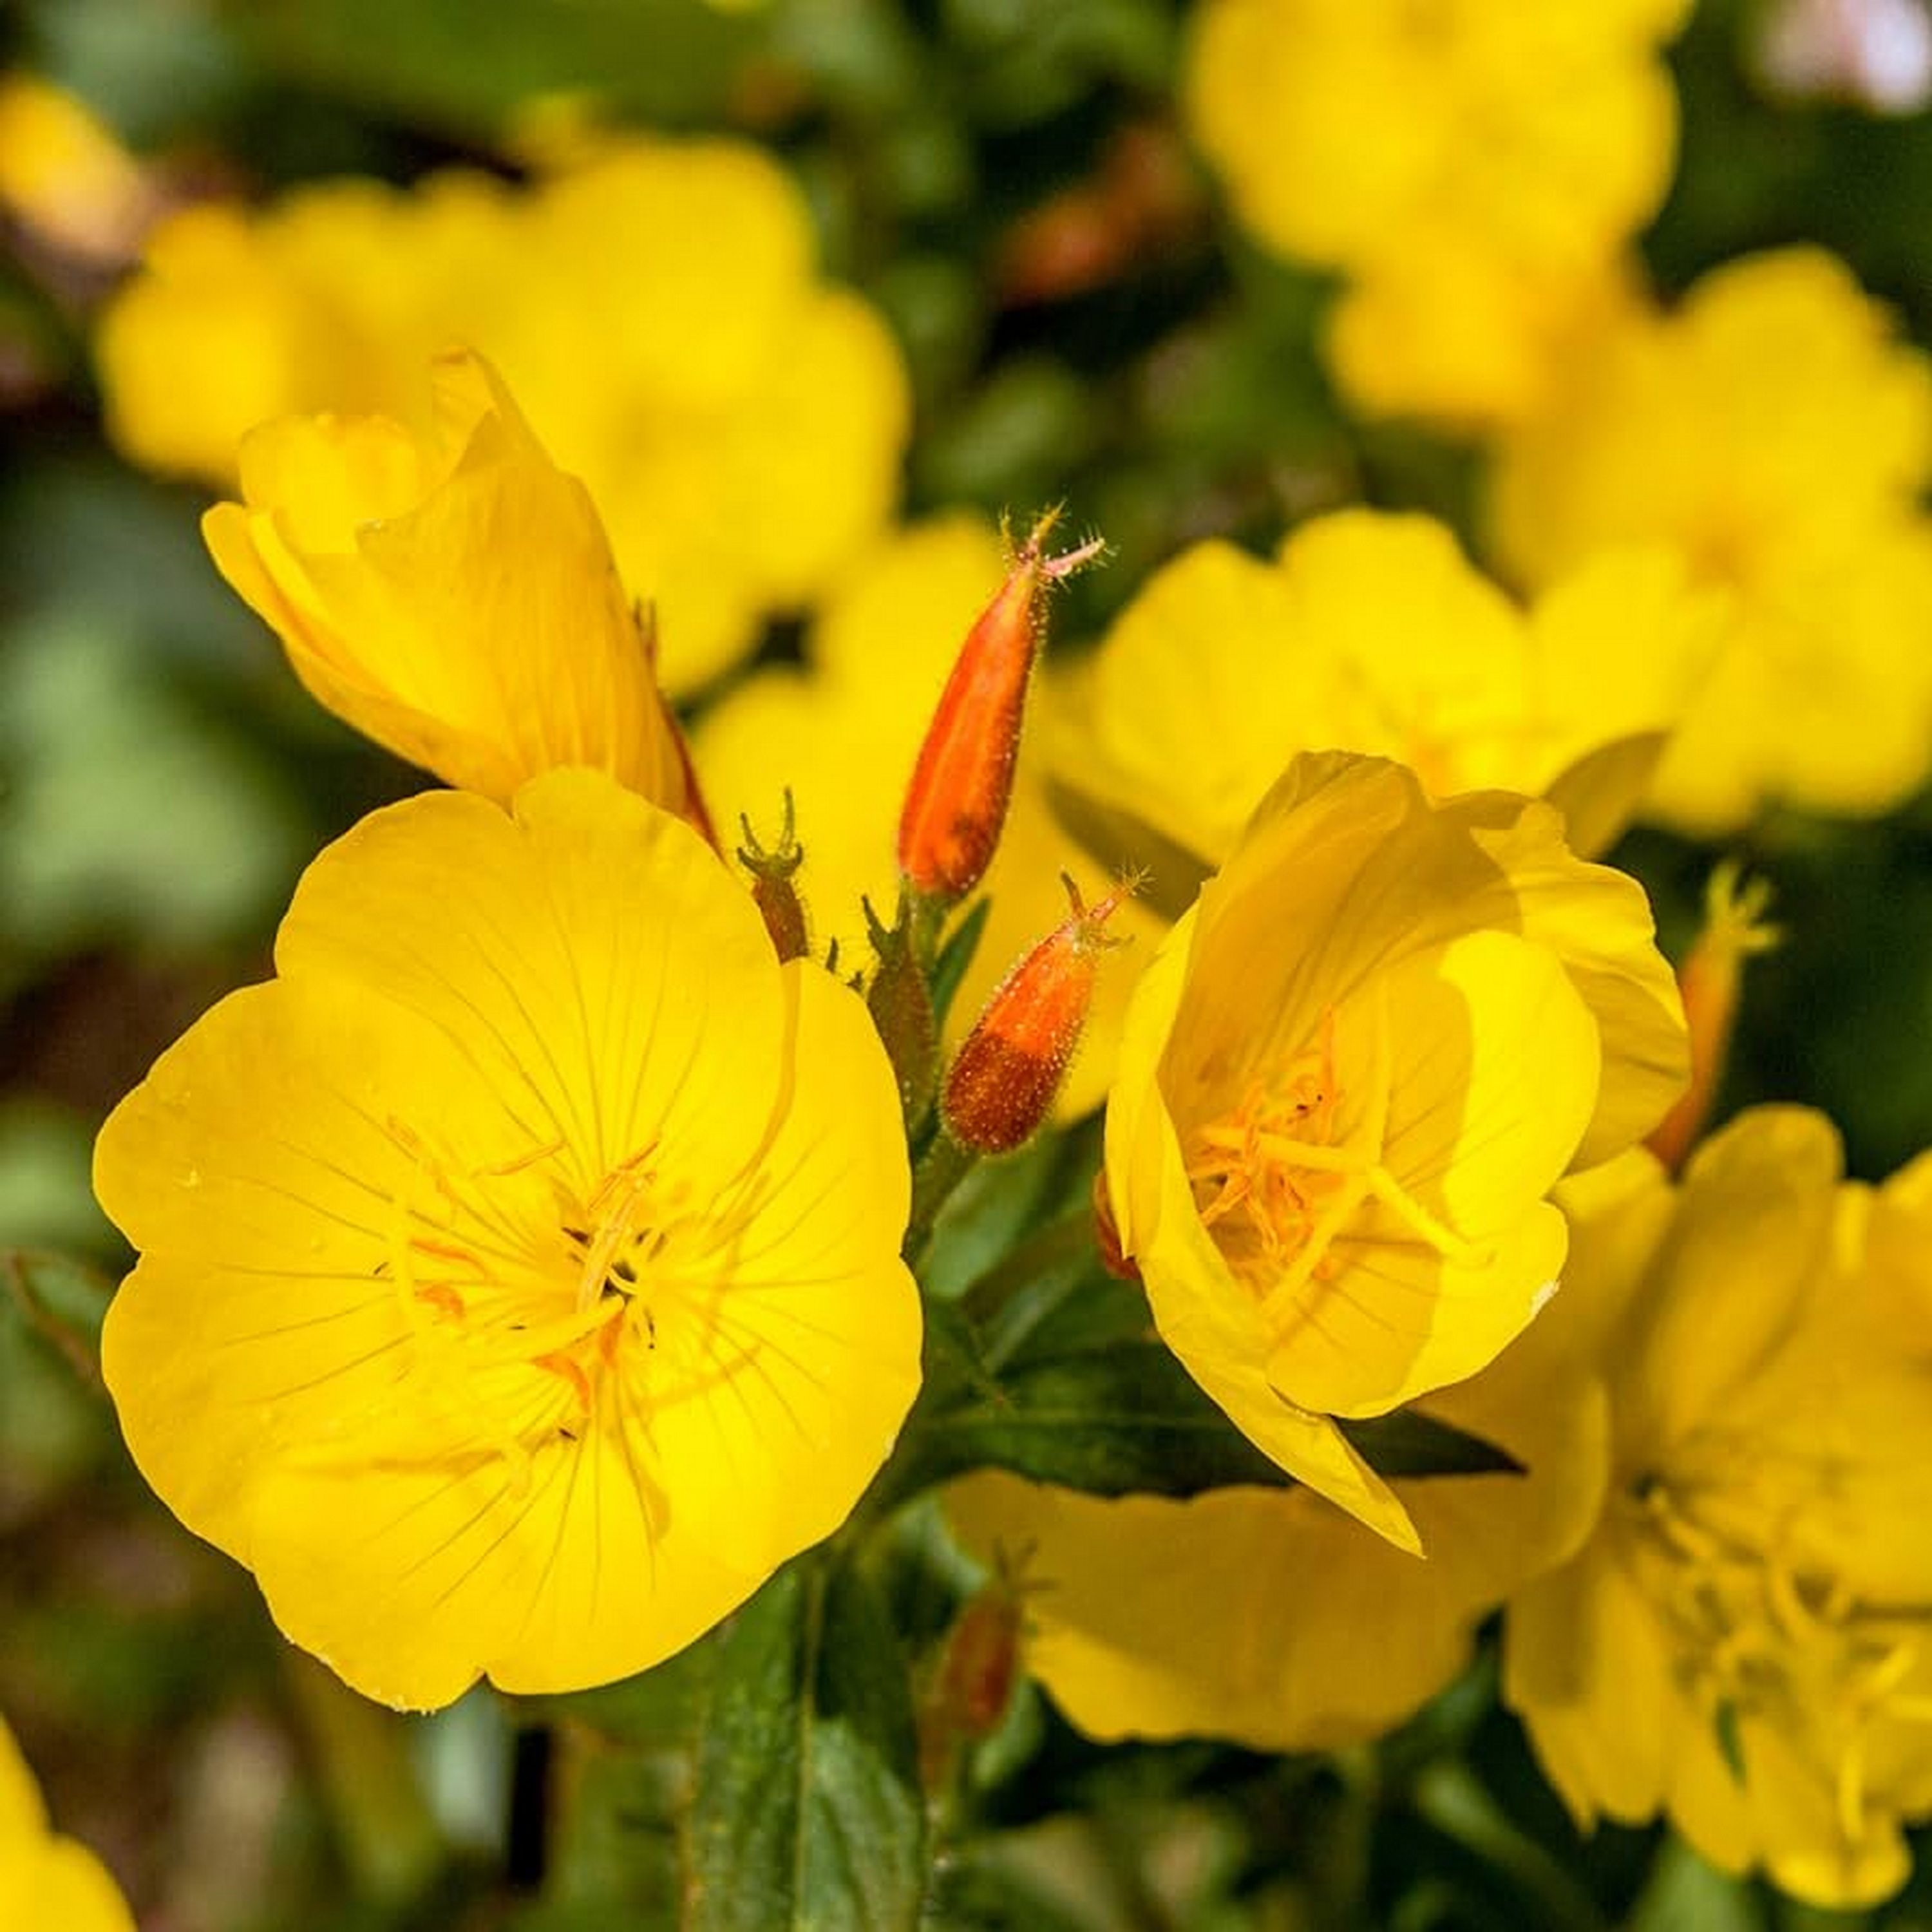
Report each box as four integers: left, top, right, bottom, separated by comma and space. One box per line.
55, 22, 1932, 1913
95, 131, 909, 693
1186, 0, 1692, 428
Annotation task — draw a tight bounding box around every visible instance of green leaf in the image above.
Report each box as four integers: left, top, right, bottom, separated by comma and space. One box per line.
882, 1340, 1295, 1504
684, 1557, 925, 1931
1626, 1837, 1766, 1932
1336, 1410, 1522, 1482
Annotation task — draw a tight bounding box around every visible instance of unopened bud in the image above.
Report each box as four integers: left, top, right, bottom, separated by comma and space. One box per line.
942, 874, 1133, 1155
896, 509, 1104, 902
1647, 860, 1779, 1173
737, 792, 810, 963
918, 1549, 1033, 1786
866, 892, 939, 1126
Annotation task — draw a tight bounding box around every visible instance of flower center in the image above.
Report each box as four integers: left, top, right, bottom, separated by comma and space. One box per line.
1182, 989, 1491, 1325
1624, 1453, 1932, 1846
378, 1119, 680, 1497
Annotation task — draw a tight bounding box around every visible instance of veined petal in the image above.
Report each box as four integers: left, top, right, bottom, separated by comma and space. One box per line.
641, 961, 922, 1574
276, 774, 784, 1199
1131, 1082, 1419, 1552
95, 767, 917, 1708
1259, 931, 1595, 1417
204, 350, 683, 808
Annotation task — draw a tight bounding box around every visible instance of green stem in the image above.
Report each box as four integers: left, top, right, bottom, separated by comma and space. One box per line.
1408, 1760, 1607, 1932
905, 1131, 980, 1260
281, 1651, 442, 1903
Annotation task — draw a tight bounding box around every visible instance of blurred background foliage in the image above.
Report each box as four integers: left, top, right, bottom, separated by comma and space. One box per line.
3, 0, 1932, 1926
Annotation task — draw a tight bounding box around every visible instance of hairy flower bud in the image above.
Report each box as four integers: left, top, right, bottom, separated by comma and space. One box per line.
736, 791, 810, 963
942, 875, 1132, 1155
896, 509, 1103, 901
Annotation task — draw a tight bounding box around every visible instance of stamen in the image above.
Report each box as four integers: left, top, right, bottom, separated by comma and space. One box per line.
1184, 985, 1493, 1317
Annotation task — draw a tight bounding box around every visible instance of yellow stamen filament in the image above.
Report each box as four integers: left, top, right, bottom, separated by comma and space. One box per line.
1183, 988, 1493, 1327
1625, 1460, 1932, 1861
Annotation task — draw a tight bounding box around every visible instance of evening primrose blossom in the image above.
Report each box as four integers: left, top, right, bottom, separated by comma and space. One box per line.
1062, 509, 1719, 869
204, 348, 688, 812
1506, 1110, 1932, 1906
1185, 1, 1690, 427
947, 1298, 1610, 1750
93, 770, 921, 1710
1105, 752, 1686, 1549
1490, 247, 1932, 830
95, 135, 909, 691
1, 1716, 134, 1930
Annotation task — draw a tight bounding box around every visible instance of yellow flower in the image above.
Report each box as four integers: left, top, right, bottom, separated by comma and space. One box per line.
947, 1308, 1609, 1750
0, 1714, 133, 1931
0, 71, 156, 265
1185, 1, 1689, 427
1506, 1110, 1932, 1907
95, 135, 909, 692
1490, 247, 1932, 830
1063, 508, 1720, 868
203, 348, 687, 811
696, 515, 1162, 1121
1105, 752, 1686, 1549
93, 769, 922, 1710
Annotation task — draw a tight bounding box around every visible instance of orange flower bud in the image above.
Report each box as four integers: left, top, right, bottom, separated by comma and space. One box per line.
896, 509, 1104, 901
942, 874, 1133, 1155
1647, 860, 1779, 1173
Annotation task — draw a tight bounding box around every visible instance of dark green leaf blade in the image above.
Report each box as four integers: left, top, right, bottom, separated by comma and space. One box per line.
1338, 1409, 1523, 1481
684, 1557, 925, 1932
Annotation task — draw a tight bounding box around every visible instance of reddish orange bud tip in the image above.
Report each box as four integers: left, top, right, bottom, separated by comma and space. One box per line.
942, 873, 1134, 1155
896, 509, 1104, 902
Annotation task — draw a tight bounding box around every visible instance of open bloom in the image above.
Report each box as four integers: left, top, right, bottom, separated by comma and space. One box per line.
1489, 247, 1932, 829
204, 349, 687, 811
0, 1714, 133, 1931
94, 769, 922, 1709
1506, 1110, 1932, 1906
947, 1301, 1609, 1749
1186, 1, 1689, 427
96, 135, 909, 691
1105, 752, 1685, 1549
1060, 508, 1720, 868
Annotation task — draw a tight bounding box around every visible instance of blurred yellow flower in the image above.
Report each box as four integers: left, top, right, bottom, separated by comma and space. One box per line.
696, 515, 1161, 1121
204, 348, 688, 811
1105, 752, 1685, 1549
1506, 1110, 1932, 1907
0, 71, 156, 265
95, 135, 909, 692
947, 1305, 1609, 1749
1064, 509, 1721, 867
0, 1714, 133, 1931
94, 770, 922, 1710
1186, 1, 1689, 427
1490, 247, 1932, 830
